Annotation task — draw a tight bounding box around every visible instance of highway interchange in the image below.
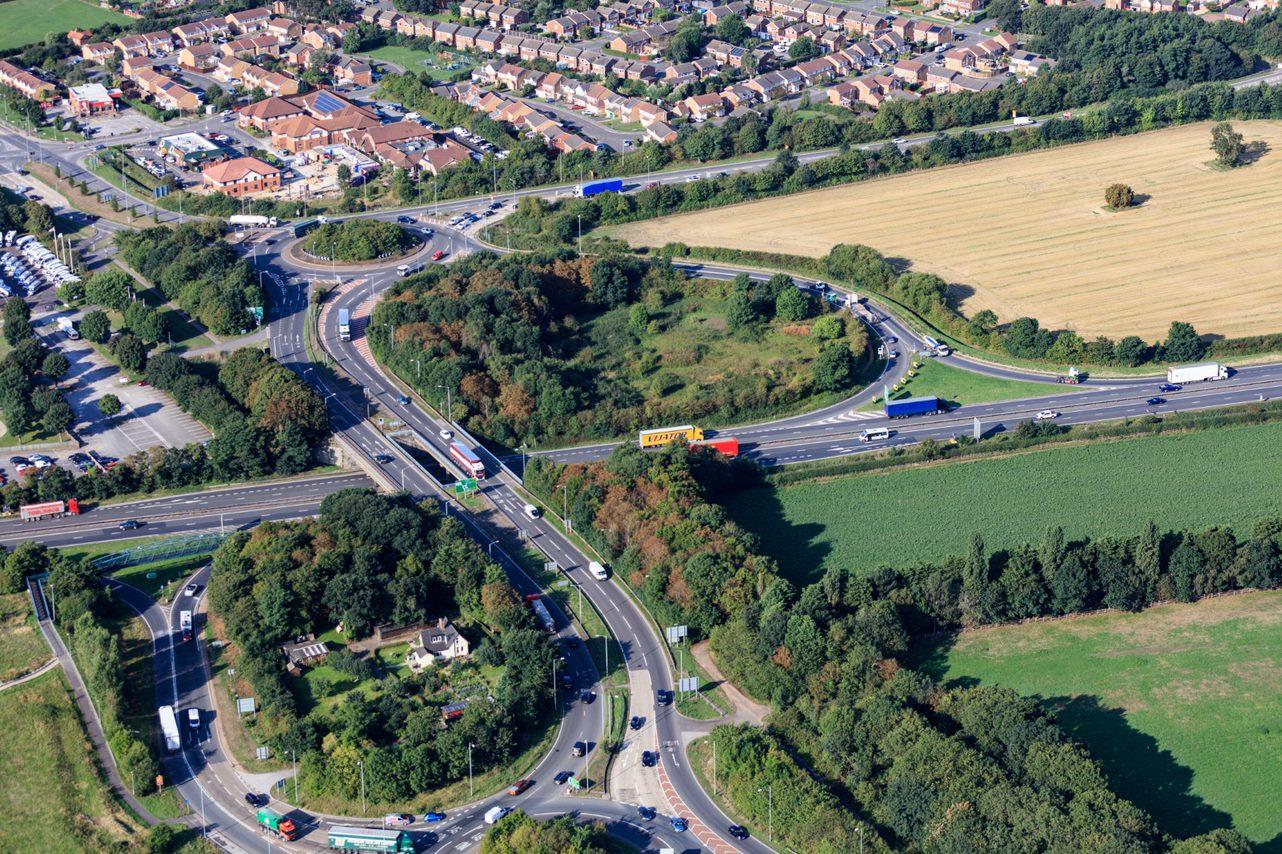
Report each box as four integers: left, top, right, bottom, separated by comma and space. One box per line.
10, 69, 1282, 851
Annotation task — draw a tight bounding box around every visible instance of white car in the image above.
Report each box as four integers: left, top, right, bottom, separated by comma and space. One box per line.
438, 428, 454, 441
1035, 410, 1060, 420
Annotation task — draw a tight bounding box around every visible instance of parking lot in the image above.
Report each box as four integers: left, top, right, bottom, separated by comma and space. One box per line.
34, 313, 211, 462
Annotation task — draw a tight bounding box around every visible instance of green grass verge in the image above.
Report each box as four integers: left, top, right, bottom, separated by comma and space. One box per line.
0, 591, 50, 682
916, 590, 1282, 843
859, 356, 1067, 411
729, 419, 1282, 583
111, 554, 210, 603
0, 0, 128, 51
362, 45, 474, 80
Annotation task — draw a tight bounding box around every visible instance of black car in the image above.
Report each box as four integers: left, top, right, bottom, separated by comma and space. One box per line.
573, 741, 587, 757
638, 806, 656, 821
1146, 397, 1166, 406
657, 690, 673, 705
244, 792, 268, 807
641, 750, 657, 767
397, 215, 415, 223
728, 825, 749, 840
554, 770, 573, 784
396, 394, 411, 405
119, 519, 142, 530
1159, 383, 1181, 392
580, 690, 595, 704
629, 715, 643, 731
374, 453, 394, 464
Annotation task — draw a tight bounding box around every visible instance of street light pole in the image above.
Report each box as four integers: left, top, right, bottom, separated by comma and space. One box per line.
468, 743, 475, 798
359, 759, 366, 815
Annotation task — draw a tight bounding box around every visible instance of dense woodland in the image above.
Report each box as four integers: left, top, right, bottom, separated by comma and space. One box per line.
207, 490, 556, 804
529, 445, 1258, 850
369, 250, 866, 446
115, 224, 262, 336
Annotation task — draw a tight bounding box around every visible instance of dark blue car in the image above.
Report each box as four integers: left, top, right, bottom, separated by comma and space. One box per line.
424, 811, 446, 823
1146, 397, 1166, 406
1159, 383, 1181, 392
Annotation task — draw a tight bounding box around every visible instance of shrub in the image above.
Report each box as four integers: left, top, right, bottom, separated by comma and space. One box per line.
1105, 183, 1134, 209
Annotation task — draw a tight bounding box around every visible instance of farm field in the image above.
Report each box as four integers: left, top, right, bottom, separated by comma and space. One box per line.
916, 590, 1282, 843
611, 121, 1282, 340
0, 669, 144, 850
728, 419, 1282, 582
859, 357, 1066, 412
0, 0, 129, 50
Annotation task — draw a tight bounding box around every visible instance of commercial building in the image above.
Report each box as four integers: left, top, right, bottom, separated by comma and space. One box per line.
202, 156, 283, 196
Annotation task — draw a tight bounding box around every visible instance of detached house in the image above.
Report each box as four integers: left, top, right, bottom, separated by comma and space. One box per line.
202, 155, 283, 197
405, 619, 470, 671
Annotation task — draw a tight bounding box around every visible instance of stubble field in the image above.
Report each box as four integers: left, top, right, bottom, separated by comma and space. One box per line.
612, 121, 1282, 340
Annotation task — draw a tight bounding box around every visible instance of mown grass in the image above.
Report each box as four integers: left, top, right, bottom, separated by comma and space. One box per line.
729, 419, 1282, 583
859, 356, 1067, 411
916, 590, 1282, 843
363, 44, 474, 80
0, 0, 128, 50
0, 591, 49, 682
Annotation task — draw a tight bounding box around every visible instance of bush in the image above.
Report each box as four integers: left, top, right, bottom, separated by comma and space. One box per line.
1105, 183, 1134, 209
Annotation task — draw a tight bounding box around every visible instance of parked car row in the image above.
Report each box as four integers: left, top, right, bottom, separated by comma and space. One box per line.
10, 233, 79, 293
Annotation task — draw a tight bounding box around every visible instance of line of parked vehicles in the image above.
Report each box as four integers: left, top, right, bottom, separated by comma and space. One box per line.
1, 232, 79, 297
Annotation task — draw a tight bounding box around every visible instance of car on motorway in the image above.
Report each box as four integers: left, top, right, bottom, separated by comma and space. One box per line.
373, 453, 394, 464
641, 750, 657, 767
671, 817, 688, 833
397, 215, 415, 224
184, 583, 201, 598
244, 792, 268, 807
523, 503, 540, 519
432, 249, 445, 261
657, 689, 673, 705
728, 825, 750, 840
506, 779, 533, 796
554, 770, 573, 784
630, 715, 643, 731
893, 136, 907, 144
1159, 383, 1181, 392
119, 519, 142, 530
580, 689, 595, 704
438, 428, 453, 441
638, 806, 656, 821
1146, 397, 1166, 406
1034, 410, 1059, 420
572, 741, 587, 757
383, 814, 414, 828
424, 811, 446, 823
396, 394, 411, 405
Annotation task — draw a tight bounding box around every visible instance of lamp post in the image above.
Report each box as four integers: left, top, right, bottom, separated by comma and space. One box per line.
437, 383, 452, 421
758, 783, 772, 843
468, 742, 475, 798
359, 759, 366, 815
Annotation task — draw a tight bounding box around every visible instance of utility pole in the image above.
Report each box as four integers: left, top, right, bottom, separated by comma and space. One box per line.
292, 750, 298, 805
359, 759, 366, 815
468, 743, 475, 798
562, 484, 569, 532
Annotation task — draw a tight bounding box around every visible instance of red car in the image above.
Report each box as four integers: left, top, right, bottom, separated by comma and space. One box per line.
432, 249, 446, 261
506, 779, 533, 796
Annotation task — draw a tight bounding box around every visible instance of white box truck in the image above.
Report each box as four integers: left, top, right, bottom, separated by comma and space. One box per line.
158, 705, 181, 753
1167, 362, 1228, 384
589, 561, 608, 580
56, 317, 79, 339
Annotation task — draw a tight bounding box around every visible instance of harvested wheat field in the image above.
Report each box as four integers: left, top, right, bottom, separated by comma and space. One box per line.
615, 121, 1282, 340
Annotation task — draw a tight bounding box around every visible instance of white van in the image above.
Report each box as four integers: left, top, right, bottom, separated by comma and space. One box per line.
484, 806, 510, 824
859, 427, 890, 443
589, 561, 609, 581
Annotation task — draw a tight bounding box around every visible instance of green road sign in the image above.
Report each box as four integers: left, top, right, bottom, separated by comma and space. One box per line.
567, 776, 581, 791
454, 478, 478, 495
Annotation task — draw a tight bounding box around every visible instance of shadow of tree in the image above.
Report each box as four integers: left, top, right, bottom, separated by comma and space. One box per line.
724, 483, 832, 586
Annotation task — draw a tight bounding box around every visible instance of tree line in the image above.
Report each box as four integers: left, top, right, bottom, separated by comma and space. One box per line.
114, 224, 262, 336
0, 297, 73, 437
528, 443, 1255, 850
208, 489, 557, 806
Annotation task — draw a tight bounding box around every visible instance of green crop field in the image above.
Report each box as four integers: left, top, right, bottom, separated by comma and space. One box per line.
729, 420, 1282, 583
0, 592, 47, 683
860, 357, 1066, 411
0, 0, 129, 51
916, 590, 1282, 843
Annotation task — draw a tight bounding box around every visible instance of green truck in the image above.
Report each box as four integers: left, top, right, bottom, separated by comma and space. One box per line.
328, 825, 416, 852
256, 807, 299, 841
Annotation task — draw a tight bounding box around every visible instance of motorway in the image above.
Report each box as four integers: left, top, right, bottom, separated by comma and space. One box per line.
10, 63, 1282, 852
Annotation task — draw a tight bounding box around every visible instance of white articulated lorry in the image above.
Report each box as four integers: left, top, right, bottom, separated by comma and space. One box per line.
1167, 362, 1228, 383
